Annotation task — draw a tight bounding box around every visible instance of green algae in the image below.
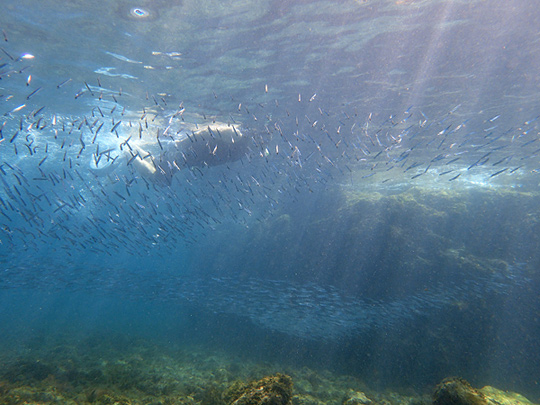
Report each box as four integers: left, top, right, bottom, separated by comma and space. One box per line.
224, 374, 293, 405
0, 333, 416, 404
480, 386, 537, 405
433, 377, 488, 405
1, 343, 535, 405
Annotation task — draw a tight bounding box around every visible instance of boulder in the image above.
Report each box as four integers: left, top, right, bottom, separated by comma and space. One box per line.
224, 373, 293, 405
433, 377, 487, 405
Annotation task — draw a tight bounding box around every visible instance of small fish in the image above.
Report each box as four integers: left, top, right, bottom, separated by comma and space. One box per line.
9, 131, 19, 143
26, 86, 42, 100
126, 153, 138, 166
0, 47, 14, 60
509, 166, 522, 174
57, 78, 72, 88
110, 121, 121, 132
105, 51, 143, 64
84, 81, 94, 96
489, 168, 508, 178
5, 104, 26, 115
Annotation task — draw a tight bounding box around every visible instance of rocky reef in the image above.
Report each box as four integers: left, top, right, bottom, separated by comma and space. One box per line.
433, 377, 488, 405
224, 373, 293, 405
196, 185, 540, 293
433, 377, 538, 405
0, 334, 537, 405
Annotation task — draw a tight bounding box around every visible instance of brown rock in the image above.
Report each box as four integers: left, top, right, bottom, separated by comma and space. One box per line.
224, 373, 293, 405
433, 377, 487, 405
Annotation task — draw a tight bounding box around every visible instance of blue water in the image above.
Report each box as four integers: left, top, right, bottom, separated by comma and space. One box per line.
1, 0, 540, 402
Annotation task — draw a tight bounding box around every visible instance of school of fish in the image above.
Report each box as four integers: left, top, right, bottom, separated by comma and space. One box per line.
0, 24, 537, 340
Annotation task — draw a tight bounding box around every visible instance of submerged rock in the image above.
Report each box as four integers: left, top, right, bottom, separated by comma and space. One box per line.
479, 386, 536, 405
224, 373, 293, 405
433, 377, 487, 405
292, 394, 326, 405
343, 389, 372, 405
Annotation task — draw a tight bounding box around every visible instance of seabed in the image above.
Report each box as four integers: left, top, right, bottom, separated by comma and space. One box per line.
0, 333, 537, 405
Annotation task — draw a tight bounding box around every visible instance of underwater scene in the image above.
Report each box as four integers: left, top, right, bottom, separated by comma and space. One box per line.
1, 0, 540, 404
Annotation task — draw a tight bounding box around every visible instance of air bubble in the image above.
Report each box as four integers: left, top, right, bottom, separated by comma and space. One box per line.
130, 7, 149, 18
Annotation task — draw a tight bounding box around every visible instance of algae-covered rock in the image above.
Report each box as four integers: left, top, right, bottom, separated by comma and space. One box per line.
292, 393, 326, 405
224, 373, 293, 405
195, 383, 227, 405
1, 384, 78, 405
224, 380, 251, 404
480, 386, 537, 405
85, 387, 132, 404
433, 377, 487, 405
343, 389, 372, 405
3, 359, 57, 383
